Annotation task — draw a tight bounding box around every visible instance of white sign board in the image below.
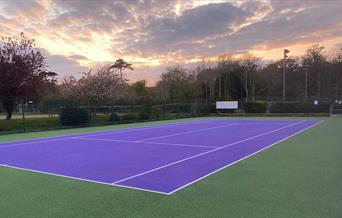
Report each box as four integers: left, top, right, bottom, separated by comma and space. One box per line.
216, 101, 238, 109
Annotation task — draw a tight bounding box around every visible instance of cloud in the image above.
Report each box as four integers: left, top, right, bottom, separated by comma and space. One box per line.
127, 2, 249, 55
0, 0, 341, 85
0, 0, 47, 20
40, 49, 88, 79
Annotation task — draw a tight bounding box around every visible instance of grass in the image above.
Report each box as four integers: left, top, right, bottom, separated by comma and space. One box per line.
0, 117, 341, 217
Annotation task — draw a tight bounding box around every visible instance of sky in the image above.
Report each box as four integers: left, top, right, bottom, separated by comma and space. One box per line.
0, 0, 341, 86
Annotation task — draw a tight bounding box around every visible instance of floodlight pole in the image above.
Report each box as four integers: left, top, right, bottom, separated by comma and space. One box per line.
283, 58, 286, 102
283, 49, 290, 102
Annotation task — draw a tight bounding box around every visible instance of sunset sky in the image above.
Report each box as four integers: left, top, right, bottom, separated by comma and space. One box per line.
1, 0, 341, 85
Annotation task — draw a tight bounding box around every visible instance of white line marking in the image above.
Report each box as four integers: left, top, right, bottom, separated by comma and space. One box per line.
72, 137, 218, 149
82, 120, 214, 137
0, 138, 72, 149
136, 123, 239, 142
167, 120, 324, 195
0, 119, 214, 149
0, 120, 323, 196
0, 164, 169, 195
112, 120, 307, 184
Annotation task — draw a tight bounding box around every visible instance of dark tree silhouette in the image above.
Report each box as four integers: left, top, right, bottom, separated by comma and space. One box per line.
109, 58, 133, 81
0, 33, 53, 119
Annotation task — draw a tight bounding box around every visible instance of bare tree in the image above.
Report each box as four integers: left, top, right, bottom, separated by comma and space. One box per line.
329, 48, 342, 100
237, 54, 260, 101
302, 45, 327, 99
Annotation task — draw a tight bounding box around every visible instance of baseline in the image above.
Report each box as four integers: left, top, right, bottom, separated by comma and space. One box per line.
0, 164, 169, 195
112, 120, 307, 184
0, 119, 216, 149
168, 120, 323, 194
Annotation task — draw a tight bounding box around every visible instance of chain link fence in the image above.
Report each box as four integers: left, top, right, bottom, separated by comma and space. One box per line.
0, 101, 212, 135
0, 98, 338, 135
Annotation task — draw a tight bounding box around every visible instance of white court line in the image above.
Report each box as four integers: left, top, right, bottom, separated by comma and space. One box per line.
112, 120, 307, 184
82, 119, 216, 137
0, 119, 214, 149
168, 120, 324, 195
136, 123, 239, 142
0, 138, 72, 149
0, 120, 323, 196
72, 137, 219, 149
0, 164, 169, 195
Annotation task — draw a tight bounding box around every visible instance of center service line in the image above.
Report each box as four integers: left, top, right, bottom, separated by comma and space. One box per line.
112, 120, 306, 184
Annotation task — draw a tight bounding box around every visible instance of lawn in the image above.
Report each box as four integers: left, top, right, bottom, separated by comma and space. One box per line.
0, 117, 341, 217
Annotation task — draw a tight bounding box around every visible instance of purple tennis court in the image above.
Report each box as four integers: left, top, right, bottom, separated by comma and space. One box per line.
0, 119, 322, 195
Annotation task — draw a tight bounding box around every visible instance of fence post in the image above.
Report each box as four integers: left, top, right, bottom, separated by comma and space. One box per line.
21, 101, 26, 132
87, 101, 91, 127
111, 105, 115, 124
130, 104, 134, 122
58, 104, 62, 128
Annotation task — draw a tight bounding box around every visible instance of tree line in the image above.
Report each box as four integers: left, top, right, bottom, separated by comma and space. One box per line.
152, 46, 342, 104
1, 33, 342, 119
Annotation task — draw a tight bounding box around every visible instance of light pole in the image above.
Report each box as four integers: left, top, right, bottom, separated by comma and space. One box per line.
283, 49, 290, 102
302, 65, 310, 102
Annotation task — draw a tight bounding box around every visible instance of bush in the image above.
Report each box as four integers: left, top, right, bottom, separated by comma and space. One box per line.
60, 107, 89, 126
244, 101, 267, 113
269, 102, 330, 113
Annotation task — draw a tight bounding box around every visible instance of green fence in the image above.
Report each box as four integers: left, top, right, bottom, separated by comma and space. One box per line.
0, 102, 211, 135
0, 99, 336, 135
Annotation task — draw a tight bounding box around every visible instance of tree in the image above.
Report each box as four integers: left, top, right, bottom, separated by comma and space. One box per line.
0, 32, 52, 119
237, 54, 261, 100
60, 76, 78, 99
157, 66, 197, 103
302, 45, 327, 99
132, 80, 149, 97
76, 65, 123, 105
329, 48, 342, 100
109, 58, 134, 82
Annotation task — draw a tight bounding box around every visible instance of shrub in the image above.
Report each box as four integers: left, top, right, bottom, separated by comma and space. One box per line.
244, 101, 267, 113
60, 107, 89, 126
269, 102, 330, 113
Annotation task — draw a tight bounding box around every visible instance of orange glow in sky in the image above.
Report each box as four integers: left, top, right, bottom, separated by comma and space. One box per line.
0, 0, 341, 83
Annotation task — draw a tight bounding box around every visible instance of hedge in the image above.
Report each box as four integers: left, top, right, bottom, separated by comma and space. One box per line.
244, 101, 267, 113
269, 102, 330, 113
60, 107, 89, 126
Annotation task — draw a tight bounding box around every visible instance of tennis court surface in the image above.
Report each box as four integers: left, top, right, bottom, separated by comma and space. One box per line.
0, 119, 322, 195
